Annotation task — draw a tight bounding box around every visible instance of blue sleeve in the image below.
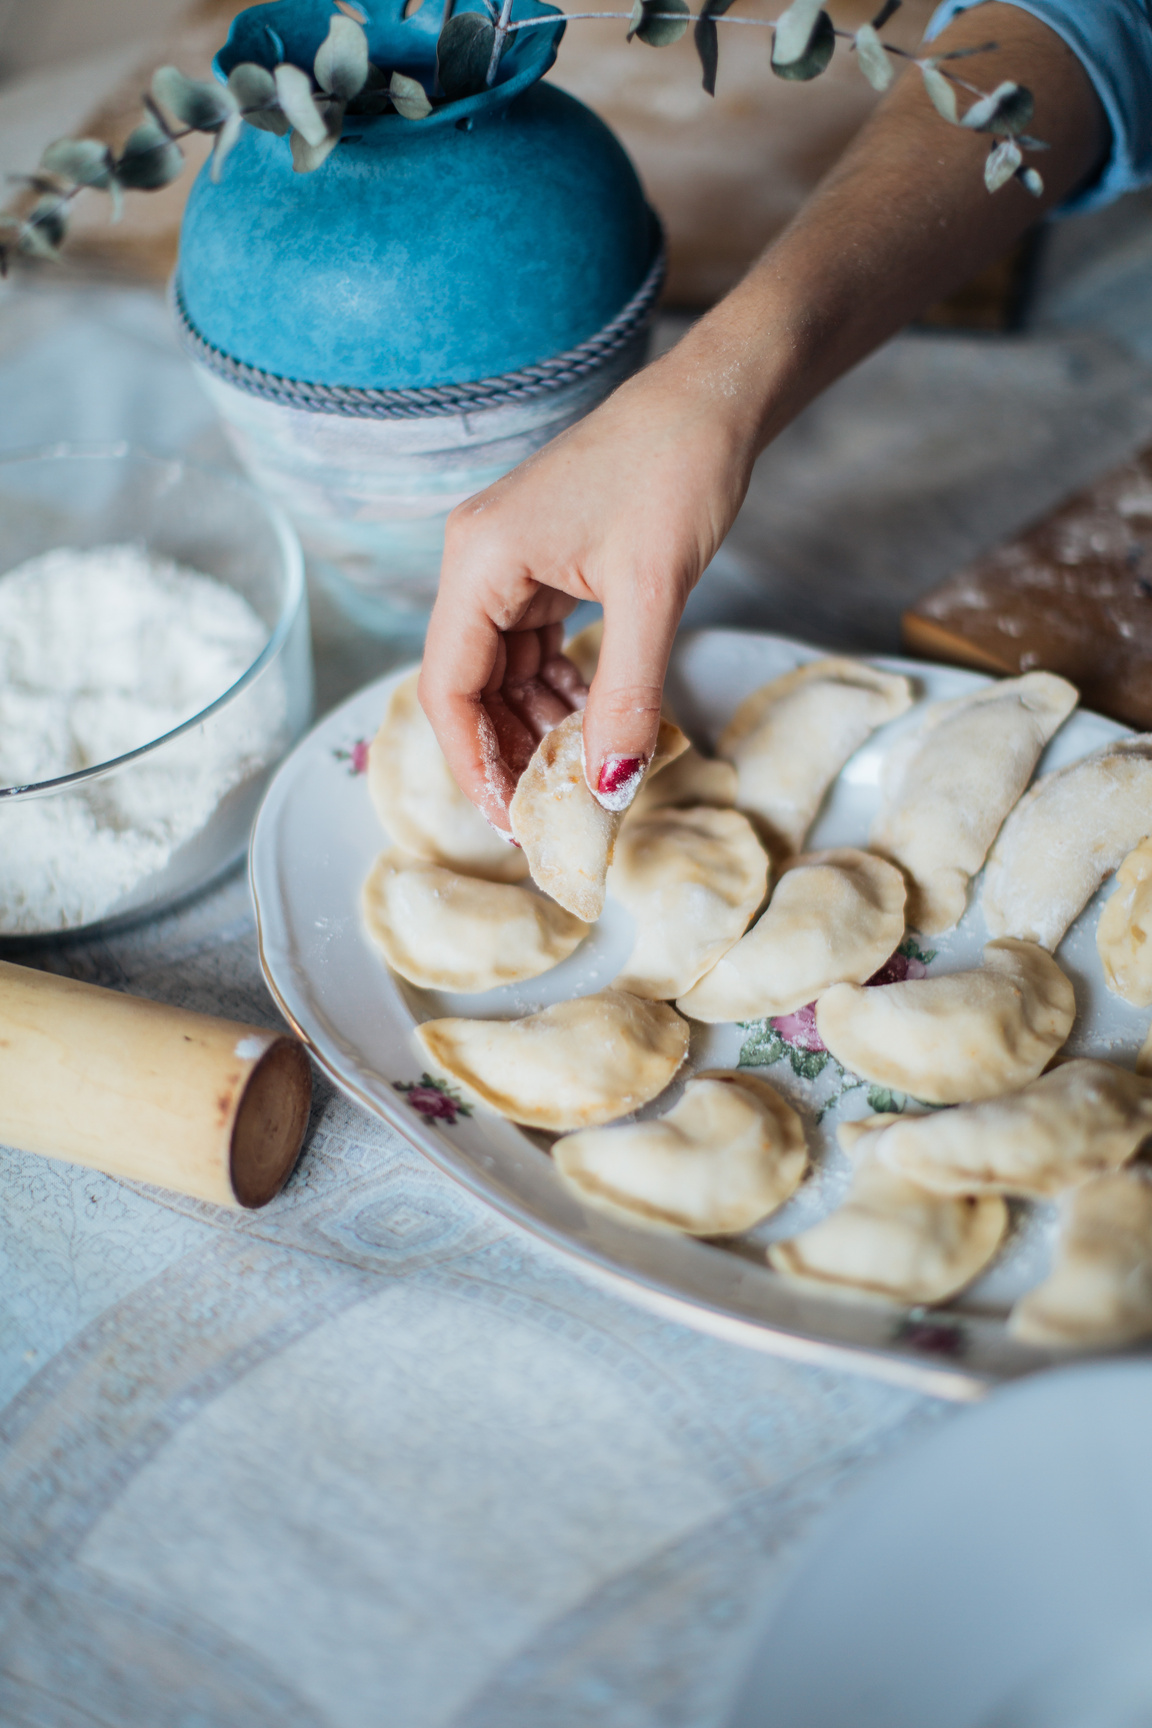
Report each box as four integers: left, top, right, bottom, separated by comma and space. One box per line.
925, 0, 1152, 212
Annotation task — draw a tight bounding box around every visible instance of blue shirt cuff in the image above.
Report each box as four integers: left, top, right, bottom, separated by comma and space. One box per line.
925, 0, 1152, 213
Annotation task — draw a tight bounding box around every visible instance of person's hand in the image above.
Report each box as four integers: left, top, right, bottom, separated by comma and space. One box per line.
418, 345, 757, 833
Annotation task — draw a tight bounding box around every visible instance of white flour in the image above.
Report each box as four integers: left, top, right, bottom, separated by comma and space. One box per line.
0, 544, 285, 935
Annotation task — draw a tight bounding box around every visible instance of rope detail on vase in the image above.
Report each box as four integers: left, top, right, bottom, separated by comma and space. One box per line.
170, 231, 666, 420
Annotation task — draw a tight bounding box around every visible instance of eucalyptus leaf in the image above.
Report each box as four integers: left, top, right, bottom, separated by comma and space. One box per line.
772, 0, 821, 64
771, 7, 834, 80
1017, 164, 1044, 197
274, 63, 329, 146
39, 137, 115, 190
315, 14, 370, 99
152, 65, 238, 133
290, 100, 344, 172
961, 79, 1033, 136
919, 61, 958, 123
389, 70, 433, 119
693, 0, 732, 94
228, 62, 290, 134
349, 65, 395, 115
115, 121, 185, 189
631, 0, 689, 47
437, 12, 496, 99
210, 109, 244, 181
983, 137, 1021, 191
853, 22, 892, 90
18, 196, 68, 258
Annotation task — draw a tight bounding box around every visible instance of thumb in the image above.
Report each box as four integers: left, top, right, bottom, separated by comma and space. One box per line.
581, 586, 681, 811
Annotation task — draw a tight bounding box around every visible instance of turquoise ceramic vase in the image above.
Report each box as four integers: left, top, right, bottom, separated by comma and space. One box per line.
174, 0, 663, 631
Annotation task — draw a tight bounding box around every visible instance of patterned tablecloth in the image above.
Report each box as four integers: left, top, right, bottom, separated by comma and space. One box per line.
3, 193, 1152, 1722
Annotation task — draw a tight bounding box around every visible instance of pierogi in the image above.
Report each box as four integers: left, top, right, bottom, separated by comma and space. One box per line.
768, 1122, 1008, 1305
717, 657, 913, 857
1010, 1167, 1152, 1348
553, 1071, 807, 1235
870, 672, 1077, 934
609, 807, 769, 1000
362, 849, 589, 992
627, 747, 738, 820
677, 847, 906, 1023
509, 710, 688, 921
814, 938, 1075, 1105
982, 738, 1152, 950
368, 672, 528, 884
872, 1060, 1152, 1198
416, 989, 689, 1131
1096, 836, 1152, 1006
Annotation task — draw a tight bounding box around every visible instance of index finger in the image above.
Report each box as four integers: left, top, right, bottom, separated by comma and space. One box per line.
419, 588, 518, 834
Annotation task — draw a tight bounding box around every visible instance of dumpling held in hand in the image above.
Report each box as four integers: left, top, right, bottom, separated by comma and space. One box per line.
509, 710, 688, 921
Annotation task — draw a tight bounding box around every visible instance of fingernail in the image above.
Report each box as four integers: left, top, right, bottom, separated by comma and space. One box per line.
592, 754, 646, 812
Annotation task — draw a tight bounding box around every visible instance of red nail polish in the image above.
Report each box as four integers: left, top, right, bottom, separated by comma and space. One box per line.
597, 756, 643, 797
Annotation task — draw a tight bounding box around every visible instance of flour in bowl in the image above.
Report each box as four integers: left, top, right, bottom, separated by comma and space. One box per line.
0, 543, 287, 935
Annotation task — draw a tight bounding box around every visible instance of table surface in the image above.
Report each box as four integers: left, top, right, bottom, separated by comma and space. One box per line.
3, 169, 1152, 1726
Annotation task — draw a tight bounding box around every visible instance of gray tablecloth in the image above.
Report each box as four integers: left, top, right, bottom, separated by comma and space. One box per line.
3, 188, 1152, 1725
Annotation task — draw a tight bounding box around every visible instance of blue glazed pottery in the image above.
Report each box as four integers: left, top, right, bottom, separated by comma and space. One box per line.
177, 0, 657, 388
172, 0, 663, 632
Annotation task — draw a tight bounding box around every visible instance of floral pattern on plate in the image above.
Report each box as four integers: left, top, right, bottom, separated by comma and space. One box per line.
737, 937, 938, 1116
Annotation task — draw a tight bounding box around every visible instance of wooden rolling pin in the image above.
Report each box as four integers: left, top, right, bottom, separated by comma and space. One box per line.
0, 961, 312, 1209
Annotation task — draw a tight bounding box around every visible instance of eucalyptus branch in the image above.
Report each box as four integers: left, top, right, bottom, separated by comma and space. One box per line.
0, 0, 1049, 277
486, 0, 518, 85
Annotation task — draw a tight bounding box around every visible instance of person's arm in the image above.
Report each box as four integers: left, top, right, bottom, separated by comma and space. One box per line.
418, 3, 1108, 831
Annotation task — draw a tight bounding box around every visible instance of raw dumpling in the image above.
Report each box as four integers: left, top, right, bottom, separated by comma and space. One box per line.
626, 747, 738, 820
609, 807, 769, 1000
553, 1071, 807, 1235
677, 848, 906, 1023
415, 989, 688, 1131
834, 1111, 905, 1155
1010, 1167, 1152, 1349
768, 1122, 1007, 1305
872, 1060, 1152, 1198
870, 672, 1077, 934
1096, 837, 1152, 1005
368, 671, 528, 884
362, 849, 589, 992
814, 938, 1075, 1105
717, 657, 913, 856
563, 620, 603, 686
982, 738, 1152, 950
508, 710, 688, 921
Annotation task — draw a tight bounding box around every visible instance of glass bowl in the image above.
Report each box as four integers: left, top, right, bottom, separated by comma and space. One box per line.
0, 446, 313, 943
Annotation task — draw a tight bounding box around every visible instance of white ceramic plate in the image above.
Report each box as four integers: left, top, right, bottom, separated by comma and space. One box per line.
250, 629, 1150, 1398
726, 1360, 1152, 1728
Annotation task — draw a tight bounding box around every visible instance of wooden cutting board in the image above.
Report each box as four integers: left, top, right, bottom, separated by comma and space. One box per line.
903, 447, 1152, 731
